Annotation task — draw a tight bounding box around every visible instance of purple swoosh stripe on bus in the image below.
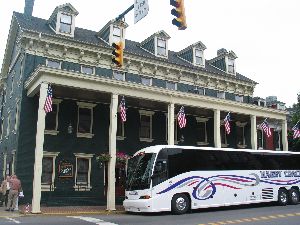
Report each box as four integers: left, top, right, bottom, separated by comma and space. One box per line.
204, 183, 242, 190
218, 176, 253, 182
157, 176, 208, 194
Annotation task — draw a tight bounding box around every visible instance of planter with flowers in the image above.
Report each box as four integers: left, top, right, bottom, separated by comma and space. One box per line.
96, 153, 111, 168
116, 152, 130, 166
96, 152, 130, 168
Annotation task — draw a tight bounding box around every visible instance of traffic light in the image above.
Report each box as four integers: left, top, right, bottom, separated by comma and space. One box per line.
112, 41, 123, 67
170, 0, 187, 30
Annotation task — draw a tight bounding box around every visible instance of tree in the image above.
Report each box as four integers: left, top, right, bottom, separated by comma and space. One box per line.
288, 93, 300, 151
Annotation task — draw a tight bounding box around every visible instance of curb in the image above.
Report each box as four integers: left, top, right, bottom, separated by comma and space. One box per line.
19, 210, 126, 216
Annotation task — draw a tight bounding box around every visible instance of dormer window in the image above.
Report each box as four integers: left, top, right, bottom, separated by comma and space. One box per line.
228, 58, 235, 74
48, 3, 78, 37
157, 38, 167, 56
178, 41, 206, 67
195, 49, 204, 66
140, 31, 170, 58
59, 14, 72, 33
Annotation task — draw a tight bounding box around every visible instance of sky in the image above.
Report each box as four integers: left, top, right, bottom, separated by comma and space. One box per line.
0, 0, 299, 107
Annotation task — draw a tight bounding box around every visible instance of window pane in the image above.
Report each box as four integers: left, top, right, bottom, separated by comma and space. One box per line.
42, 157, 53, 184
45, 104, 57, 130
237, 126, 244, 145
197, 88, 204, 95
228, 59, 234, 73
157, 47, 166, 56
157, 39, 166, 56
235, 95, 243, 102
196, 122, 206, 142
113, 72, 124, 81
47, 60, 60, 69
166, 82, 176, 90
195, 49, 203, 65
117, 116, 123, 137
195, 49, 202, 57
82, 66, 93, 74
77, 158, 89, 183
112, 36, 121, 44
157, 39, 166, 47
217, 92, 225, 99
140, 115, 150, 138
78, 108, 92, 133
257, 129, 263, 148
141, 77, 151, 86
195, 56, 203, 65
60, 24, 71, 33
113, 26, 121, 37
60, 14, 72, 24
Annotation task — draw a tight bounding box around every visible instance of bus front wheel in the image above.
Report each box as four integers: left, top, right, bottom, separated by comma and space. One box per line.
288, 188, 299, 205
278, 189, 288, 206
171, 193, 190, 214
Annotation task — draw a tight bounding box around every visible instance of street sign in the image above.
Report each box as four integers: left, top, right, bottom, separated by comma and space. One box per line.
134, 0, 149, 24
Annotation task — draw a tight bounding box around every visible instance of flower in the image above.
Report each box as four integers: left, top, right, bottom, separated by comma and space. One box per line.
96, 153, 111, 162
116, 152, 130, 163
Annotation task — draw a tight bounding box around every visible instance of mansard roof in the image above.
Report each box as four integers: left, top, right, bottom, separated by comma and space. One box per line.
13, 12, 257, 84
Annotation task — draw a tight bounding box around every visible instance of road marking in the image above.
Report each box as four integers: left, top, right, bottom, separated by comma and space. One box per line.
225, 221, 236, 224
5, 217, 21, 224
198, 212, 300, 225
67, 216, 118, 225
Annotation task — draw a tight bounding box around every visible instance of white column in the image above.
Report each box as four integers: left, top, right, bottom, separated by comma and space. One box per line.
11, 150, 16, 175
250, 115, 257, 150
281, 120, 288, 151
31, 82, 48, 213
107, 93, 118, 210
2, 153, 7, 178
168, 103, 175, 145
214, 109, 221, 148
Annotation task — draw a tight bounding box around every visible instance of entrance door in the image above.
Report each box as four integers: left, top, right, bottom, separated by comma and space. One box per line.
115, 163, 126, 197
104, 163, 126, 197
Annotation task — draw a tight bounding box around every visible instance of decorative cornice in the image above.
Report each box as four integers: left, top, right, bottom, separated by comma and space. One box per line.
24, 66, 288, 120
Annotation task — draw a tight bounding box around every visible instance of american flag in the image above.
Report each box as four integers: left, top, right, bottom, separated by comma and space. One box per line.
119, 96, 126, 123
224, 112, 231, 135
292, 120, 300, 139
260, 118, 271, 138
43, 85, 53, 113
177, 106, 187, 129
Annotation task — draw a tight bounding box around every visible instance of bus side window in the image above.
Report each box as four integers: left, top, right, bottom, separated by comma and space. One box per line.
152, 160, 168, 186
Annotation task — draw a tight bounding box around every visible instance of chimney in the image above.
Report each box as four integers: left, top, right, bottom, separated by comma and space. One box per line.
24, 0, 35, 16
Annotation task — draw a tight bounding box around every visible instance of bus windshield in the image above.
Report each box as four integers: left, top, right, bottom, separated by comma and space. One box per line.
126, 153, 156, 191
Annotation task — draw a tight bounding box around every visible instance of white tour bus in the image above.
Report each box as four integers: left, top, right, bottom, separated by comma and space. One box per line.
123, 145, 300, 214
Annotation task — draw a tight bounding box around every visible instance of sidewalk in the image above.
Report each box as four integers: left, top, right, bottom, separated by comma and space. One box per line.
0, 204, 125, 216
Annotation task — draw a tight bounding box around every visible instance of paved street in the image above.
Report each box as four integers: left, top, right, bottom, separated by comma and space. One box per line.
0, 203, 300, 225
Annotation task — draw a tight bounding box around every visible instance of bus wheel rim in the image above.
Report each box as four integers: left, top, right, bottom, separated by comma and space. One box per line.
281, 192, 287, 203
291, 191, 298, 201
176, 197, 187, 211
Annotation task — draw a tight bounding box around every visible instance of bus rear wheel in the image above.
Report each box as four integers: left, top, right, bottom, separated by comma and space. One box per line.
278, 189, 288, 206
288, 188, 299, 205
171, 193, 190, 215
